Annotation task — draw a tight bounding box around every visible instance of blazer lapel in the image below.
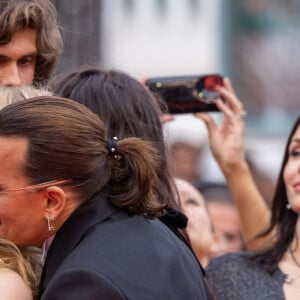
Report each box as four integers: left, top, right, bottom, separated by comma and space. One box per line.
38, 190, 119, 296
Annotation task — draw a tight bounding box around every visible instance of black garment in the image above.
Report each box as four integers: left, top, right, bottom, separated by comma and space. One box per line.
159, 206, 188, 241
39, 191, 211, 299
159, 206, 207, 277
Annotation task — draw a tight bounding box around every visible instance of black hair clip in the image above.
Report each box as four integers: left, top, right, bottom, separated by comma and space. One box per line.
106, 137, 122, 161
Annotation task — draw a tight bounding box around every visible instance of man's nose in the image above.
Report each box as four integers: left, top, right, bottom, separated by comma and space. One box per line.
0, 63, 22, 86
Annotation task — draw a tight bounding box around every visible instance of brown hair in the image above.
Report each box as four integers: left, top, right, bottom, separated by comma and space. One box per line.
0, 96, 167, 217
0, 239, 40, 297
0, 0, 63, 85
52, 67, 174, 209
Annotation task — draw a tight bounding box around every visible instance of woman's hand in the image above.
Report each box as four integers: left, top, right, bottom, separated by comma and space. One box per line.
195, 78, 247, 174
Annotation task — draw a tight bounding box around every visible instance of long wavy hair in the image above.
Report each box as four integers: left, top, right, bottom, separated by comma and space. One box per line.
251, 116, 300, 273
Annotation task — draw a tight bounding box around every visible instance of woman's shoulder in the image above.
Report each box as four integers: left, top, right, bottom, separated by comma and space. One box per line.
206, 251, 272, 279
206, 252, 253, 283
207, 252, 252, 270
205, 252, 284, 300
0, 268, 32, 300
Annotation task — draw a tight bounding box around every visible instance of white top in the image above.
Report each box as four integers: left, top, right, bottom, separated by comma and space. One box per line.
0, 268, 32, 300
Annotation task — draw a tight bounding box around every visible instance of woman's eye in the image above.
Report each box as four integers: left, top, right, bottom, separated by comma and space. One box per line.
0, 184, 7, 194
290, 149, 300, 157
185, 198, 199, 207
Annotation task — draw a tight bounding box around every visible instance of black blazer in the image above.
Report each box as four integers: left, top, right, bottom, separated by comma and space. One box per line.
39, 191, 211, 299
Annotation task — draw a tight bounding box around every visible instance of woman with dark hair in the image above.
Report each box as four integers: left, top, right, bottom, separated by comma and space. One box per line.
52, 67, 190, 242
0, 96, 210, 299
52, 68, 173, 204
199, 80, 300, 299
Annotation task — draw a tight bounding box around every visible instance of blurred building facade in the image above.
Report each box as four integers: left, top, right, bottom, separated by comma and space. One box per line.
53, 0, 300, 180
230, 0, 300, 137
51, 0, 102, 74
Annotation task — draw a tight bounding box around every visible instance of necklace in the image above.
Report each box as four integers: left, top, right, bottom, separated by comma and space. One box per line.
284, 248, 300, 284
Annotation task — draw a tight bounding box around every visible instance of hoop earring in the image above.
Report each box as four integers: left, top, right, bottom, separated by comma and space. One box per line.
47, 214, 56, 232
286, 203, 292, 210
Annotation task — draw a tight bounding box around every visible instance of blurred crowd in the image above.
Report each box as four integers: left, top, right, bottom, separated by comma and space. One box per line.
1, 1, 300, 300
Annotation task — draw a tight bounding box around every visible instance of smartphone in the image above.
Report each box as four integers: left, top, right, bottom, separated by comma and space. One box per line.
146, 74, 224, 114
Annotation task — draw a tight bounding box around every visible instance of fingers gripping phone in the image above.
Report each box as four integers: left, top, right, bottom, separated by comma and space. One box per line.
146, 74, 224, 114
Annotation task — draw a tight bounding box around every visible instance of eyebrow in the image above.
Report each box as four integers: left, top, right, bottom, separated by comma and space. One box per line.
0, 52, 37, 60
290, 138, 300, 144
185, 198, 199, 206
18, 52, 38, 59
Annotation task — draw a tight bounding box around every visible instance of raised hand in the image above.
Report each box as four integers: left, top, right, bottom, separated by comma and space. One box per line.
195, 79, 272, 250
195, 78, 247, 175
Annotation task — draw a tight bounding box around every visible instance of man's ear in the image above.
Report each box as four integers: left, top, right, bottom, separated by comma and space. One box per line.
44, 186, 67, 218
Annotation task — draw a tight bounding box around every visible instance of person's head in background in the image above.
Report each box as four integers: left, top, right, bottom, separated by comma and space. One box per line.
0, 85, 52, 108
51, 66, 175, 208
0, 95, 167, 244
173, 177, 224, 267
163, 115, 208, 184
0, 238, 40, 299
0, 0, 63, 87
199, 182, 244, 253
